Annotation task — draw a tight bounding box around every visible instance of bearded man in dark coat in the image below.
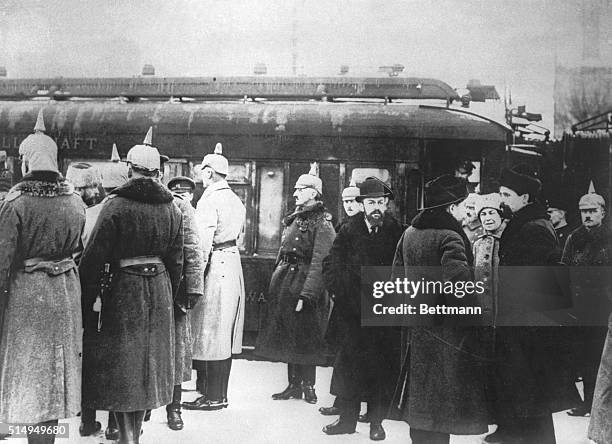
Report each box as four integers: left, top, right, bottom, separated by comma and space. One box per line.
256, 163, 336, 404
322, 177, 404, 441
0, 110, 85, 444
391, 175, 491, 444
488, 164, 579, 444
79, 132, 183, 444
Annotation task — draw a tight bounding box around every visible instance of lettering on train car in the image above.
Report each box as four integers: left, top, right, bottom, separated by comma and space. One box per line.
0, 134, 97, 151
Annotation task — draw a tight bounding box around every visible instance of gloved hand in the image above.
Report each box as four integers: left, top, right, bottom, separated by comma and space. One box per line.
186, 293, 201, 309
295, 299, 304, 312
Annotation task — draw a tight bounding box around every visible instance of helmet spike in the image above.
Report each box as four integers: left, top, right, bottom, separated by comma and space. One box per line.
588, 180, 596, 194
110, 143, 120, 162
308, 161, 319, 177
214, 142, 223, 155
34, 108, 45, 132
143, 127, 153, 145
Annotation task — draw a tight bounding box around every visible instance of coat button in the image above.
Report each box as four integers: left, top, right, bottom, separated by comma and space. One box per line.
144, 267, 149, 272
292, 247, 297, 251
290, 267, 295, 271
295, 237, 299, 240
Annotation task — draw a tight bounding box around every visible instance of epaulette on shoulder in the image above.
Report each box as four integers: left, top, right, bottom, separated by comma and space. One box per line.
4, 188, 22, 202
324, 212, 333, 222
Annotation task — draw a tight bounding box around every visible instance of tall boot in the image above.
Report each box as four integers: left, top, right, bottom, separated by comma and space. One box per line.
299, 364, 317, 404
133, 410, 146, 444
105, 412, 119, 441
272, 363, 302, 400
27, 419, 58, 444
79, 407, 101, 436
220, 357, 232, 407
167, 384, 184, 430
114, 412, 137, 444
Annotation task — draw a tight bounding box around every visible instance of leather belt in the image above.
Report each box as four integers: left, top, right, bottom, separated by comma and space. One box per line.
213, 240, 237, 251
23, 256, 70, 267
279, 254, 310, 265
118, 256, 163, 268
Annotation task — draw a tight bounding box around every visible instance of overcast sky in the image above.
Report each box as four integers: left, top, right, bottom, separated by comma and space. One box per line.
1, 0, 610, 130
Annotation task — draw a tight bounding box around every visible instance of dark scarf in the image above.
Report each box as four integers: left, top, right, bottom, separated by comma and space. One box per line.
499, 201, 549, 251
411, 208, 474, 265
111, 177, 174, 204
283, 201, 329, 226
11, 171, 74, 197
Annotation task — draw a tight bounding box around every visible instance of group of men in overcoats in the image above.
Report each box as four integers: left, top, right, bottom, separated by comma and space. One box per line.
254, 161, 604, 444
0, 113, 246, 444
0, 110, 610, 444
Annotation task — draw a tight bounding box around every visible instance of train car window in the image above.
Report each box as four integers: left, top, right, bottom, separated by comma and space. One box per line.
256, 165, 284, 255
226, 163, 251, 184
346, 165, 396, 217
162, 160, 188, 185
232, 185, 251, 253
349, 168, 391, 186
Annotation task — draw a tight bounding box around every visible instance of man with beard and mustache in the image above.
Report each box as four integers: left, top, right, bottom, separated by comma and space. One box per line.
322, 177, 404, 441
66, 162, 103, 208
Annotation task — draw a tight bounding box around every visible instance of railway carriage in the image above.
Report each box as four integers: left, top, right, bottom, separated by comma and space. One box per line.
0, 76, 511, 347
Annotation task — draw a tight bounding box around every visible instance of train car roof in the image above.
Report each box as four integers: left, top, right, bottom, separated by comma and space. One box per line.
0, 100, 510, 142
0, 76, 460, 101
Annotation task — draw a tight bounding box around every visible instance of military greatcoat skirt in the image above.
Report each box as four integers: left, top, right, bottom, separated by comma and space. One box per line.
191, 247, 245, 360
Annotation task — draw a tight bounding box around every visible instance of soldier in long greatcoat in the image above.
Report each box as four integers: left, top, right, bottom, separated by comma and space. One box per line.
79, 133, 183, 444
562, 192, 612, 418
165, 175, 204, 429
183, 143, 246, 411
256, 163, 336, 405
0, 110, 85, 444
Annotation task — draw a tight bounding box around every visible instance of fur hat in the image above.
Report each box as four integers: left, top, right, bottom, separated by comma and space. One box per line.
66, 162, 101, 188
202, 142, 229, 176
475, 193, 504, 216
294, 162, 323, 195
499, 164, 541, 197
421, 174, 468, 210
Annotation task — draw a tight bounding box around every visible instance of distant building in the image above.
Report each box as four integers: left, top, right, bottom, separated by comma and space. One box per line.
554, 0, 612, 137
